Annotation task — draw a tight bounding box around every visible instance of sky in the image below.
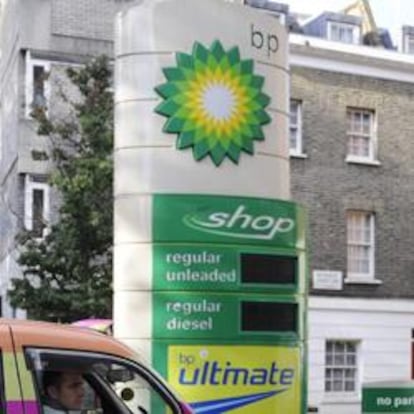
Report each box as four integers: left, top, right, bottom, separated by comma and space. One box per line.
281, 0, 414, 49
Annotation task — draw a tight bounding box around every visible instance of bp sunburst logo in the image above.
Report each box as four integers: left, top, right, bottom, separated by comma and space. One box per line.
154, 40, 271, 166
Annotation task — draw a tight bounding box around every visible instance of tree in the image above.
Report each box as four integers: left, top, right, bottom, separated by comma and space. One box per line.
8, 56, 113, 322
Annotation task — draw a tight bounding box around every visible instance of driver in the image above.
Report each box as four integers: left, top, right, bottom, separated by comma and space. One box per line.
42, 371, 85, 414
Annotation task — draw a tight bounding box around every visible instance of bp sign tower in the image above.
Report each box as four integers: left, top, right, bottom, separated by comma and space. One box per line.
114, 0, 308, 412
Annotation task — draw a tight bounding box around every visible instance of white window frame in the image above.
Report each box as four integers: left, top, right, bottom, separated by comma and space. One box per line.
403, 34, 414, 54
346, 108, 379, 165
24, 175, 50, 238
346, 211, 379, 284
324, 340, 360, 398
289, 100, 305, 157
327, 21, 360, 44
25, 51, 50, 118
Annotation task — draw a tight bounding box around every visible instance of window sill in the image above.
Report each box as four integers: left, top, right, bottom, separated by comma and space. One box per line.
322, 392, 360, 404
344, 277, 382, 285
290, 152, 308, 159
345, 156, 381, 166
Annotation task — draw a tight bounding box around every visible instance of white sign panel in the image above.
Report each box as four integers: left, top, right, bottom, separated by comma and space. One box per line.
313, 270, 343, 290
114, 0, 289, 199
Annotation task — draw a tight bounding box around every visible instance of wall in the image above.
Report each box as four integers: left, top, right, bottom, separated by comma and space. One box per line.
290, 66, 414, 298
19, 0, 135, 58
290, 60, 414, 414
0, 0, 22, 316
309, 297, 414, 414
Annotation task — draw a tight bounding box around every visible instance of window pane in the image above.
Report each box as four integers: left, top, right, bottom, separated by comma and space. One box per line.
325, 340, 358, 393
345, 369, 356, 379
330, 23, 357, 43
407, 36, 414, 53
32, 189, 44, 237
290, 102, 298, 124
362, 113, 371, 133
335, 342, 345, 353
33, 65, 46, 108
334, 354, 344, 365
348, 246, 370, 273
348, 135, 370, 157
347, 211, 374, 276
290, 128, 297, 148
347, 108, 375, 158
345, 381, 355, 391
339, 27, 353, 43
289, 100, 302, 153
347, 343, 356, 353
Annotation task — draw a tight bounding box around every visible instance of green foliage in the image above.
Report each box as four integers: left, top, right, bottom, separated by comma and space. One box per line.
8, 56, 113, 322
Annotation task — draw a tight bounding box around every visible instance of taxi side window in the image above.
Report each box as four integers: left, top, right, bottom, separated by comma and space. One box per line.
25, 348, 181, 414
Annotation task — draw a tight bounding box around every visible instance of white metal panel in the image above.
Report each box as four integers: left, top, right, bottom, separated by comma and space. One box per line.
115, 99, 289, 157
115, 53, 289, 112
113, 291, 152, 339
115, 0, 288, 68
153, 0, 288, 66
113, 244, 153, 290
114, 147, 290, 199
115, 100, 173, 148
115, 1, 157, 56
114, 195, 153, 244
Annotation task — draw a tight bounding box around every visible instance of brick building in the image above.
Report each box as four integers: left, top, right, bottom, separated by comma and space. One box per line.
252, 0, 414, 412
290, 37, 414, 413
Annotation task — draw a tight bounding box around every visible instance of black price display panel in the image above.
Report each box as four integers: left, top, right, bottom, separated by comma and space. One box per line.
241, 253, 297, 285
241, 301, 298, 333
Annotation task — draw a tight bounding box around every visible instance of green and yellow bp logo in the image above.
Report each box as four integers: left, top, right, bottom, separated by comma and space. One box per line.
155, 41, 271, 166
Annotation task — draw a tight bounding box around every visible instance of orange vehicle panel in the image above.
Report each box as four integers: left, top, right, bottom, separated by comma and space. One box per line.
5, 319, 135, 359
0, 324, 13, 352
0, 323, 24, 413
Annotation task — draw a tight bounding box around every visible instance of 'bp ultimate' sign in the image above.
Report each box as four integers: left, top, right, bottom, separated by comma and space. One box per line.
114, 0, 307, 413
167, 345, 302, 413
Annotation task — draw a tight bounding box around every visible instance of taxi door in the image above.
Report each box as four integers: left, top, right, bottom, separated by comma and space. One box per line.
8, 325, 41, 414
0, 324, 23, 414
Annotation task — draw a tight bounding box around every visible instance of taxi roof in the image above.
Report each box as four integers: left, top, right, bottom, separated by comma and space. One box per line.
0, 318, 136, 359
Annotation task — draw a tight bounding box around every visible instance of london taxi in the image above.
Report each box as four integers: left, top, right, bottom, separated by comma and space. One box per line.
0, 318, 193, 414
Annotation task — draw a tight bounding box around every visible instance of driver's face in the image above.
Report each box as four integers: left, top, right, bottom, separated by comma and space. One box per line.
50, 372, 85, 410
